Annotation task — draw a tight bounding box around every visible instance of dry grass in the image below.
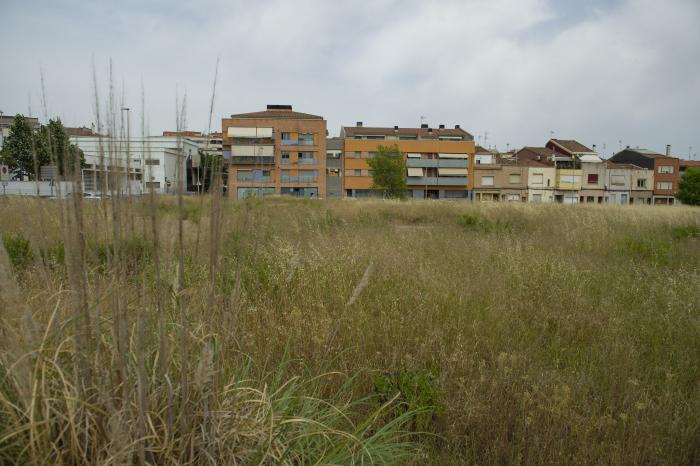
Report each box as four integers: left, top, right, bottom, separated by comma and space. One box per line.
1, 196, 699, 464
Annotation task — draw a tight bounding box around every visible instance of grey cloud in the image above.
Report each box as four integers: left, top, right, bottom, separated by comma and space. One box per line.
0, 0, 698, 158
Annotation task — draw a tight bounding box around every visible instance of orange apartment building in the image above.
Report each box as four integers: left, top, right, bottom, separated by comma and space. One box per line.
222, 105, 327, 199
340, 123, 475, 199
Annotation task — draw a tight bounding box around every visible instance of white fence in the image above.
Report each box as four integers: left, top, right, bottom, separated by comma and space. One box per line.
0, 181, 75, 198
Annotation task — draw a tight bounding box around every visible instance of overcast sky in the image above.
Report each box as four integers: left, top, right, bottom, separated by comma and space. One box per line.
1, 0, 699, 158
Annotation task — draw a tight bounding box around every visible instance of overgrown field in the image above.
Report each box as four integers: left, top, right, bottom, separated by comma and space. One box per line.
1, 196, 699, 464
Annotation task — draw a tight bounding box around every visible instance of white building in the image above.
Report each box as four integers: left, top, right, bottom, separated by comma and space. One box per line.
70, 135, 199, 195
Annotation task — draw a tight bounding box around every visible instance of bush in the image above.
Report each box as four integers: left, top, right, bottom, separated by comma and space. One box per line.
2, 234, 33, 271
373, 368, 445, 433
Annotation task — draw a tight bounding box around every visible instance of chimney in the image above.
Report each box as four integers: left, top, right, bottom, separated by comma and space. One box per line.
666, 144, 671, 156
394, 125, 399, 130
428, 127, 433, 133
439, 124, 445, 129
626, 145, 630, 149
455, 124, 461, 129
421, 124, 428, 129
267, 104, 292, 110
356, 121, 363, 127
592, 144, 597, 151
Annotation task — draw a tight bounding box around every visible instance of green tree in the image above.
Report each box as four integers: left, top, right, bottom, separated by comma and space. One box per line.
676, 167, 700, 205
367, 144, 408, 199
0, 114, 44, 179
35, 118, 85, 177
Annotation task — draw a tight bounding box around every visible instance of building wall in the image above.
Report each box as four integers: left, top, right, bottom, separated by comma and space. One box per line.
222, 117, 327, 199
343, 139, 475, 195
527, 166, 556, 202
652, 157, 680, 197
71, 135, 196, 194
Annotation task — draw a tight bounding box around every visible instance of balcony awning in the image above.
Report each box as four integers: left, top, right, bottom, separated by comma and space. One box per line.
438, 168, 468, 176
407, 153, 421, 158
231, 145, 274, 157
228, 127, 273, 138
438, 153, 468, 159
407, 168, 424, 177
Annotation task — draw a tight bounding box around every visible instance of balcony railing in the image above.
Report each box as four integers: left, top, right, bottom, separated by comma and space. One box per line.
407, 176, 468, 186
230, 137, 275, 145
237, 176, 272, 183
298, 159, 317, 165
281, 139, 315, 146
281, 176, 317, 183
229, 156, 275, 164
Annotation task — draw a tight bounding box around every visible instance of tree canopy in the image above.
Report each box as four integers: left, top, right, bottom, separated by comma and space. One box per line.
367, 144, 408, 199
676, 167, 700, 206
35, 119, 85, 177
0, 115, 84, 180
0, 114, 45, 179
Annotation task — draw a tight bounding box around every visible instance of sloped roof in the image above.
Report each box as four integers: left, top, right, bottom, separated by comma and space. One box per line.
549, 139, 595, 154
229, 109, 323, 120
326, 137, 343, 150
342, 125, 472, 139
514, 147, 554, 166
606, 161, 647, 170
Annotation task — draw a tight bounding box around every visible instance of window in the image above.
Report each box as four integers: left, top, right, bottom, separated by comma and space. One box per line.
658, 165, 674, 174
611, 175, 625, 186
637, 178, 647, 188
509, 174, 520, 184
368, 170, 374, 177
145, 182, 160, 189
298, 133, 314, 145
354, 151, 361, 159
299, 170, 315, 182
299, 152, 316, 164
281, 132, 292, 141
656, 181, 672, 190
547, 178, 551, 187
354, 169, 361, 176
399, 135, 417, 140
237, 169, 253, 182
368, 152, 377, 159
532, 173, 543, 185
476, 154, 493, 164
587, 174, 599, 184
366, 135, 385, 140
559, 175, 580, 184
532, 194, 542, 203
481, 176, 494, 186
145, 159, 160, 165
281, 152, 290, 162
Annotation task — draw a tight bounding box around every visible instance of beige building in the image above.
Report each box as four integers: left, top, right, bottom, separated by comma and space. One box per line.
473, 147, 528, 201
605, 161, 653, 205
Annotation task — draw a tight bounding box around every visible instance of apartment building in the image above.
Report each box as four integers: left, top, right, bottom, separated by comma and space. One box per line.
473, 147, 528, 201
610, 146, 679, 205
340, 123, 475, 199
604, 161, 653, 205
515, 147, 555, 202
326, 137, 343, 198
222, 105, 326, 200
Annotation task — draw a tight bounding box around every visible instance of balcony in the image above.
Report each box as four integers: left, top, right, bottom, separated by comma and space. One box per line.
281, 138, 315, 147
407, 159, 468, 168
281, 176, 317, 183
407, 176, 468, 186
229, 156, 275, 164
238, 176, 272, 183
230, 137, 275, 145
231, 145, 274, 157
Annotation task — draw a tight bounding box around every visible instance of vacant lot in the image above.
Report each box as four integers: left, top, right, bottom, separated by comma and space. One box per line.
1, 196, 699, 464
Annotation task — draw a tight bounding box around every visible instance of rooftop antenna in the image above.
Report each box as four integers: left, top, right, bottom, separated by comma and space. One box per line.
484, 131, 489, 149
420, 116, 426, 127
